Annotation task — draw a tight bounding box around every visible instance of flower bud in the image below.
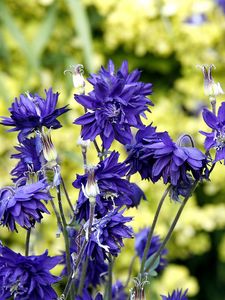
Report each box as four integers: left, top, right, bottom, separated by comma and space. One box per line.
64, 64, 85, 91
197, 64, 224, 97
82, 167, 100, 202
39, 129, 58, 165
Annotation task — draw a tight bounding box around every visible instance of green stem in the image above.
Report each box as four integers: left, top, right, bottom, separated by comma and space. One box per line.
56, 185, 74, 299
77, 257, 89, 295
50, 198, 63, 233
25, 228, 31, 256
140, 185, 170, 274
125, 254, 137, 288
61, 176, 74, 213
146, 181, 198, 272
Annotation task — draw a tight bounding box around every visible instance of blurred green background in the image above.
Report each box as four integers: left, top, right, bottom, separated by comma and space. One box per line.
1, 0, 225, 299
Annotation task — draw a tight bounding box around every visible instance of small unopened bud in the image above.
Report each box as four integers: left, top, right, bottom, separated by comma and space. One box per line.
77, 136, 91, 148
64, 64, 85, 91
176, 134, 195, 147
40, 129, 58, 165
82, 167, 100, 202
197, 64, 224, 97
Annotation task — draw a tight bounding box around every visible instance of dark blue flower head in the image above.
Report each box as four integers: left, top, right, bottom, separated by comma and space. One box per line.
0, 244, 61, 300
73, 151, 133, 221
127, 183, 146, 208
112, 280, 128, 300
216, 0, 225, 13
86, 208, 133, 257
0, 88, 69, 142
135, 228, 167, 272
0, 180, 51, 231
200, 102, 225, 163
11, 136, 43, 183
161, 289, 188, 300
126, 126, 207, 186
75, 60, 153, 149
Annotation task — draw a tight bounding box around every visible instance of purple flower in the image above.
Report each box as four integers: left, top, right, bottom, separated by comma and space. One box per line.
112, 280, 127, 300
127, 183, 146, 208
126, 126, 207, 186
73, 151, 133, 221
0, 244, 60, 300
216, 0, 225, 13
135, 228, 167, 272
200, 102, 225, 163
75, 60, 153, 149
161, 289, 188, 300
0, 180, 51, 231
86, 208, 133, 257
0, 88, 69, 142
184, 13, 207, 25
11, 137, 43, 183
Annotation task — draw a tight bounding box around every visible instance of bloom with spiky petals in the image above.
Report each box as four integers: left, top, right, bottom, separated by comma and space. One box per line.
161, 289, 188, 300
73, 151, 133, 221
200, 102, 225, 163
135, 228, 167, 272
85, 208, 133, 257
126, 126, 207, 186
11, 136, 43, 183
0, 180, 51, 231
0, 244, 60, 300
75, 60, 153, 149
0, 88, 69, 142
112, 280, 128, 300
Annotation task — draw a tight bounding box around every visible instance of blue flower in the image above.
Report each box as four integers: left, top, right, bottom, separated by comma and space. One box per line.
0, 88, 69, 142
0, 180, 51, 231
73, 151, 133, 221
0, 244, 61, 300
75, 60, 153, 149
200, 102, 225, 163
86, 208, 133, 257
11, 137, 43, 183
216, 0, 225, 13
126, 126, 207, 186
161, 289, 188, 300
135, 228, 167, 272
112, 280, 127, 300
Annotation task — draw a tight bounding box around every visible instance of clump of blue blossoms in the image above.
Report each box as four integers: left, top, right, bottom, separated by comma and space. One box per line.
0, 244, 61, 300
75, 60, 153, 149
0, 60, 222, 299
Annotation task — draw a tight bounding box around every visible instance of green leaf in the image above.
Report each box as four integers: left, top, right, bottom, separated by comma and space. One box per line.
144, 254, 160, 273
65, 0, 94, 72
0, 2, 37, 69
32, 3, 58, 59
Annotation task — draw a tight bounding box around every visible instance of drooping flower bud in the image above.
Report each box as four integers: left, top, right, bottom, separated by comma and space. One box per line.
82, 167, 100, 203
39, 128, 58, 167
197, 64, 224, 97
64, 64, 85, 92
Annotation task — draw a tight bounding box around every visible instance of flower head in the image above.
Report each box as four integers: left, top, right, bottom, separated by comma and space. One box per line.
135, 228, 167, 272
73, 151, 133, 221
126, 126, 207, 187
0, 244, 60, 300
200, 102, 225, 163
11, 136, 43, 183
85, 208, 133, 257
0, 180, 51, 231
0, 88, 69, 142
112, 280, 128, 300
161, 289, 188, 300
75, 60, 153, 149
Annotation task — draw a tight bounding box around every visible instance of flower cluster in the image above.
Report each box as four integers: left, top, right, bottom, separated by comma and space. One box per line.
0, 243, 60, 300
75, 60, 153, 149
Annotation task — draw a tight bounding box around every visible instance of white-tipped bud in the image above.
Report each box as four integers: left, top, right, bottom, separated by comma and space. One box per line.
197, 64, 224, 97
39, 128, 58, 164
64, 64, 85, 91
77, 136, 91, 148
82, 167, 100, 203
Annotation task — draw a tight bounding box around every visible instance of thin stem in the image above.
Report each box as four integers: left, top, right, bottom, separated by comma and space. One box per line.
77, 257, 89, 295
57, 186, 74, 299
50, 198, 63, 233
125, 254, 138, 288
140, 185, 170, 274
146, 181, 198, 272
107, 254, 113, 300
210, 96, 216, 115
93, 139, 101, 158
88, 201, 95, 239
61, 176, 74, 213
25, 228, 31, 256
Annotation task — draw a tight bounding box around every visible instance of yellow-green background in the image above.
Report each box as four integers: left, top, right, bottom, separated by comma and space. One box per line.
1, 0, 225, 299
